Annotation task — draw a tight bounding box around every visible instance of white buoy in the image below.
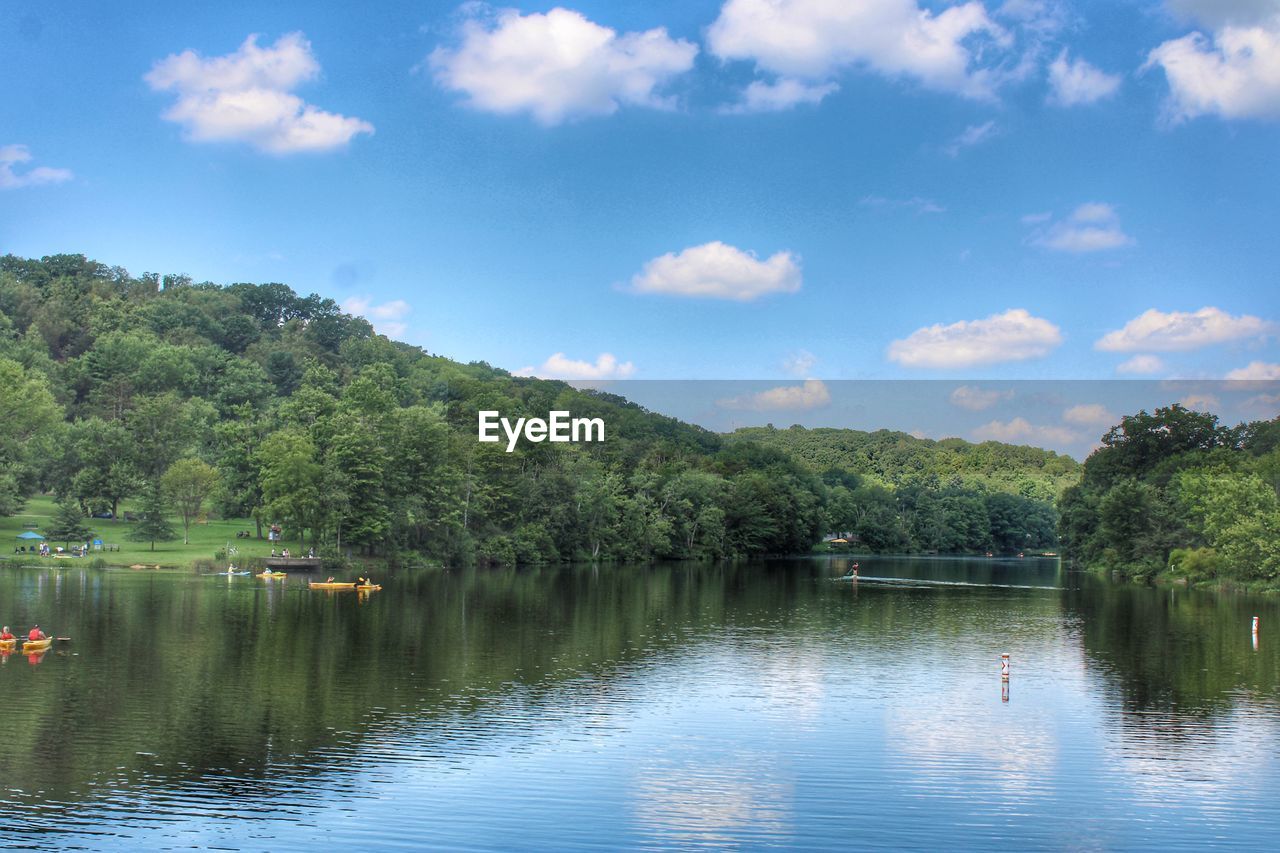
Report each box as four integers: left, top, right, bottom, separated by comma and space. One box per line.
1000, 653, 1010, 679
1253, 616, 1260, 635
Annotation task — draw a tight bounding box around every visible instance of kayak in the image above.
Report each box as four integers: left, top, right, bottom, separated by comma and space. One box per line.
309, 581, 357, 590
23, 637, 52, 654
0, 638, 15, 652
215, 571, 251, 576
258, 571, 287, 578
356, 584, 382, 592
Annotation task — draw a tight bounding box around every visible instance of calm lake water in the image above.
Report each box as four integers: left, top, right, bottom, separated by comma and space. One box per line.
2, 557, 1278, 850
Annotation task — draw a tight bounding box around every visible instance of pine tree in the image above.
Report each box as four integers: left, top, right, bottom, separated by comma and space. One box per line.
45, 495, 93, 547
128, 483, 177, 551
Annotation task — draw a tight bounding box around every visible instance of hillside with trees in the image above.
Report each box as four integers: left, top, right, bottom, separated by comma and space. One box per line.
1058, 405, 1280, 587
727, 426, 1078, 554
2, 253, 1084, 565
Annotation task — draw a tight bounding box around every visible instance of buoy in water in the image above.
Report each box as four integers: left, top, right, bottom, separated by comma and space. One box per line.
1000, 653, 1010, 679
1253, 616, 1260, 635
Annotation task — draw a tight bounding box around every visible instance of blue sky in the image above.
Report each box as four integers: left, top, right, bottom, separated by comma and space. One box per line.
3, 0, 1279, 399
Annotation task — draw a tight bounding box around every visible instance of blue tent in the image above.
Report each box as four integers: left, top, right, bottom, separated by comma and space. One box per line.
16, 531, 44, 541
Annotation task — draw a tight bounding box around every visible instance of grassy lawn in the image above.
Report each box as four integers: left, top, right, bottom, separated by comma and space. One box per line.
2, 495, 291, 569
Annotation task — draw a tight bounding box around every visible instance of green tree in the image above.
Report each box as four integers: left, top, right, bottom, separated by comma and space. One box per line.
45, 495, 93, 548
128, 482, 178, 551
161, 458, 219, 545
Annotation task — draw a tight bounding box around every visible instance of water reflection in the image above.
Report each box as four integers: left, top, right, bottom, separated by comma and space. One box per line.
0, 558, 1278, 849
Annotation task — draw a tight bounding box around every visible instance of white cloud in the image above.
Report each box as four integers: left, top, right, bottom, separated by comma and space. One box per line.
860, 195, 945, 214
717, 379, 831, 411
887, 308, 1063, 368
723, 77, 839, 113
515, 352, 636, 380
1163, 1, 1280, 29
1116, 354, 1167, 375
341, 296, 413, 338
429, 7, 696, 124
630, 241, 802, 301
972, 417, 1079, 447
145, 33, 373, 153
1030, 202, 1134, 252
707, 0, 1013, 103
1179, 392, 1221, 412
1242, 392, 1280, 414
1146, 18, 1280, 123
1063, 403, 1117, 426
1047, 50, 1121, 106
949, 385, 1014, 410
1096, 307, 1275, 351
1226, 360, 1280, 380
0, 144, 72, 189
782, 350, 817, 377
944, 119, 999, 156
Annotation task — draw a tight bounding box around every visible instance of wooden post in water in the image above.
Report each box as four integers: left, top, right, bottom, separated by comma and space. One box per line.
1000, 653, 1010, 679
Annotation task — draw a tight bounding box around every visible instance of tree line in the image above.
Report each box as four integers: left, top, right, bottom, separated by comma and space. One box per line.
2, 253, 1079, 565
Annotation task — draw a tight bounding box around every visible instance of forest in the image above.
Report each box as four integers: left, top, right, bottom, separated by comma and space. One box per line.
1059, 405, 1280, 586
8, 252, 1262, 570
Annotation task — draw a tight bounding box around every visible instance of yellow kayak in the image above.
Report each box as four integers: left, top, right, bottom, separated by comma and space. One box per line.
258, 571, 287, 578
309, 581, 357, 590
23, 637, 52, 654
356, 584, 382, 592
0, 638, 16, 652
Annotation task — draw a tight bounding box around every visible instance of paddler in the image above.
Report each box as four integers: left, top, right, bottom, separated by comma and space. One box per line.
28, 624, 46, 642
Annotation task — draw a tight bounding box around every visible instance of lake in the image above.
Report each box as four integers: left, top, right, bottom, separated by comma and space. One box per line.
2, 557, 1278, 850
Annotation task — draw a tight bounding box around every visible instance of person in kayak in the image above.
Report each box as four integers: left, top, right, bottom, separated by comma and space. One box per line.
0, 626, 14, 641
28, 625, 46, 641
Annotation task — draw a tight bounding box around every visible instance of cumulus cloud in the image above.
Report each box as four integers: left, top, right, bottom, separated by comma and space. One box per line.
1146, 17, 1280, 123
1063, 403, 1117, 426
944, 119, 999, 156
429, 7, 696, 124
723, 77, 839, 112
707, 0, 1013, 105
1116, 354, 1167, 375
515, 352, 636, 380
717, 379, 831, 411
1029, 202, 1134, 252
0, 144, 72, 189
1179, 392, 1221, 412
1096, 307, 1275, 351
630, 241, 802, 301
972, 417, 1079, 447
1047, 50, 1121, 106
145, 33, 373, 153
1163, 0, 1280, 29
949, 385, 1014, 410
1226, 361, 1280, 380
887, 308, 1063, 368
341, 296, 413, 338
782, 350, 817, 377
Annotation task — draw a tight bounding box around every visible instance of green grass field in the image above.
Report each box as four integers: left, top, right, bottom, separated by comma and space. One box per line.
2, 495, 290, 569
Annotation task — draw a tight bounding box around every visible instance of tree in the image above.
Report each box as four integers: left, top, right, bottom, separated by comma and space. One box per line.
128, 483, 177, 551
45, 495, 92, 548
161, 458, 219, 545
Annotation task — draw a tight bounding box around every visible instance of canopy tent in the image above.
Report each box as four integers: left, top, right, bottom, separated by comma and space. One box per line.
16, 531, 45, 541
